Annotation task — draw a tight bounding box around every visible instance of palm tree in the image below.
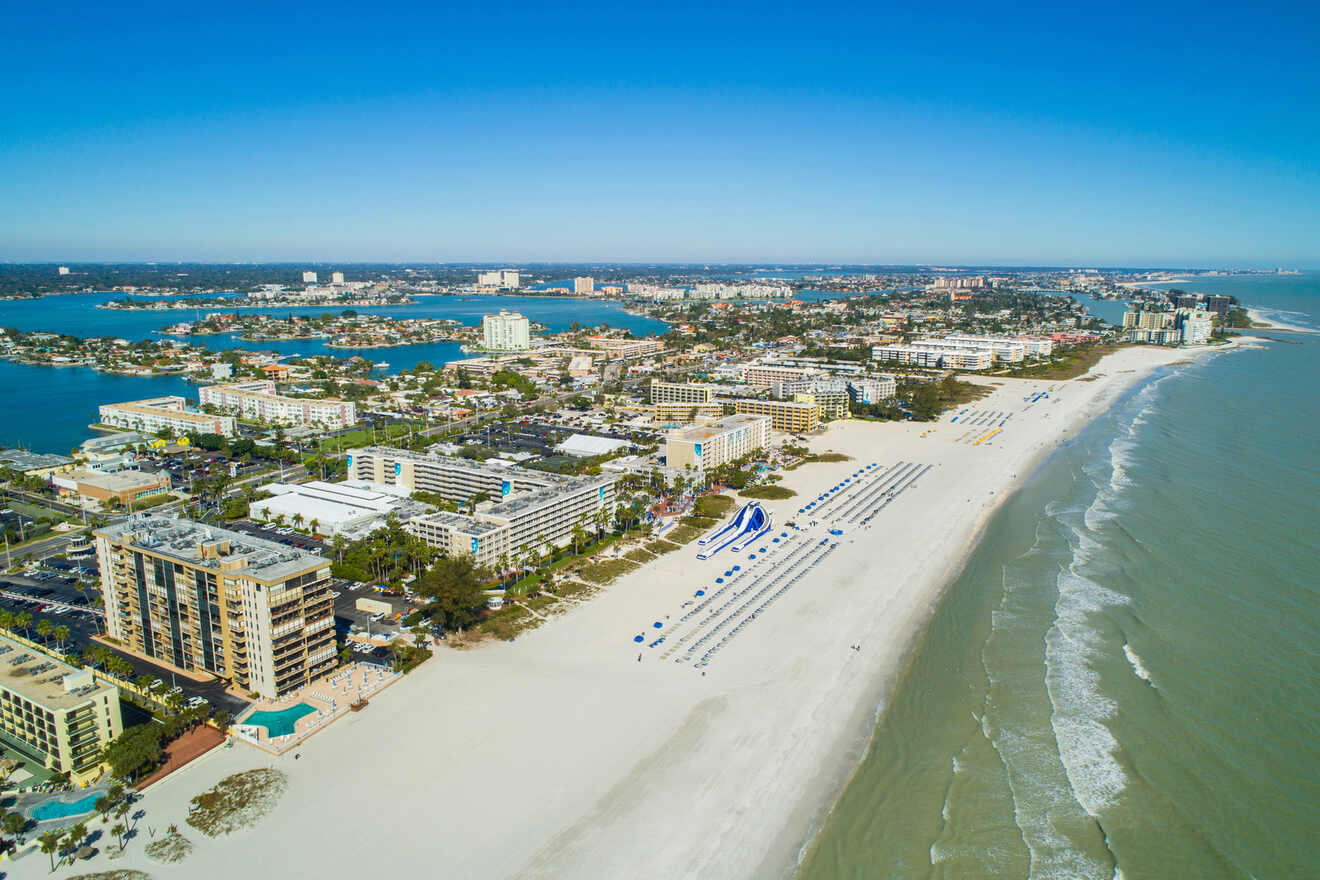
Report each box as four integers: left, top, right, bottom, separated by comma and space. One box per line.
53, 624, 70, 652
64, 822, 87, 854
292, 512, 305, 531
36, 619, 53, 645
571, 521, 587, 556
14, 611, 31, 637
38, 830, 61, 871
0, 609, 12, 632
111, 822, 126, 850
332, 533, 347, 562
309, 518, 320, 536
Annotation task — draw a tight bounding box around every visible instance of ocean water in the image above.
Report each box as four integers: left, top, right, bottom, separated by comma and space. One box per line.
800, 274, 1320, 880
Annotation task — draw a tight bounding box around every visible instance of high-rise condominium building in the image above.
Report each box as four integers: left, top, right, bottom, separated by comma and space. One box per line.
572, 276, 595, 294
302, 271, 318, 284
481, 310, 531, 350
94, 518, 337, 699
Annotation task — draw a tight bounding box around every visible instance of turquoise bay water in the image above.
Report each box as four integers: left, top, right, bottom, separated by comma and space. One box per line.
801, 274, 1320, 879
0, 291, 667, 454
242, 703, 317, 737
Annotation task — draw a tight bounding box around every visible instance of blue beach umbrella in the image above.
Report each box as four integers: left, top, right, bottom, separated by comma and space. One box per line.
634, 635, 644, 643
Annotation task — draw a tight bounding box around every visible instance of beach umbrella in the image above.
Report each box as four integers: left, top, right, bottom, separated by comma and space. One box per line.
695, 590, 705, 596
634, 635, 644, 643
653, 622, 663, 628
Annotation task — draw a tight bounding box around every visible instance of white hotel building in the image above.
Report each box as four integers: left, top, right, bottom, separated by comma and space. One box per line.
99, 396, 238, 438
199, 381, 358, 429
665, 414, 770, 471
872, 343, 994, 371
347, 447, 616, 567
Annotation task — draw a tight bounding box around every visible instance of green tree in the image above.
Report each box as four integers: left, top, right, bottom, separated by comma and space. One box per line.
111, 821, 127, 850
35, 618, 52, 645
413, 556, 490, 631
39, 830, 61, 871
2, 810, 27, 839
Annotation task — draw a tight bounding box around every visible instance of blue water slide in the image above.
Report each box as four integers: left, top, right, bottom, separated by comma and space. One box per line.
698, 503, 770, 560
698, 501, 759, 546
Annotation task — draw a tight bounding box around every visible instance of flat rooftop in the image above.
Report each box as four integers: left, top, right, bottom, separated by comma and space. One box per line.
0, 449, 74, 471
0, 634, 115, 711
68, 469, 169, 491
95, 515, 329, 582
669, 414, 770, 442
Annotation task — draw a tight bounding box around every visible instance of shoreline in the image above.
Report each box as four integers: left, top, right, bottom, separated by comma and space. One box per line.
775, 341, 1250, 879
1245, 307, 1316, 333
37, 340, 1257, 880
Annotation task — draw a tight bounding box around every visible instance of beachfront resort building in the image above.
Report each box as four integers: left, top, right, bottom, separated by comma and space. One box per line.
666, 414, 770, 471
93, 518, 336, 699
0, 634, 123, 783
199, 380, 358, 429
871, 343, 994, 371
572, 276, 595, 294
732, 398, 821, 433
347, 447, 617, 567
1122, 307, 1213, 345
481, 310, 531, 350
99, 396, 238, 439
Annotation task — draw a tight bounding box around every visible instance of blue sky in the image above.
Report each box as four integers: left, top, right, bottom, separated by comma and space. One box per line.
2, 1, 1317, 266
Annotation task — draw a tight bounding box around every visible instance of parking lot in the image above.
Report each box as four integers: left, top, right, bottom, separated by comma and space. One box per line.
331, 578, 414, 663
225, 519, 329, 553
0, 567, 250, 718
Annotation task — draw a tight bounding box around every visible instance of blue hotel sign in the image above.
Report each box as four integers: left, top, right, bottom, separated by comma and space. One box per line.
695, 443, 703, 457
470, 537, 480, 554
502, 480, 511, 497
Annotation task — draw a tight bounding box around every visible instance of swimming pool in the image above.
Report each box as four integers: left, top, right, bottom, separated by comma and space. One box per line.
29, 791, 101, 822
242, 703, 317, 737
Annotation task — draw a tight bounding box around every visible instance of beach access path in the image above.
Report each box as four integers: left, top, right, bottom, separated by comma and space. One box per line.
30, 342, 1247, 880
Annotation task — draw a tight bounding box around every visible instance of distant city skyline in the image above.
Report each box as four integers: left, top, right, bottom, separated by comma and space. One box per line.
1, 2, 1316, 267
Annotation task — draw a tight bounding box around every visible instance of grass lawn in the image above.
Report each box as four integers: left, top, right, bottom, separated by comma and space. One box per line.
624, 547, 656, 563
315, 421, 417, 453
644, 539, 681, 555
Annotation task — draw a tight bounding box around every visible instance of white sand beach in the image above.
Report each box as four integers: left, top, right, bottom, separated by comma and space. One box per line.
21, 343, 1247, 880
1245, 307, 1316, 333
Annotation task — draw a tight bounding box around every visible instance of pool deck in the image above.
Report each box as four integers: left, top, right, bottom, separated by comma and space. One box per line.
231, 662, 402, 755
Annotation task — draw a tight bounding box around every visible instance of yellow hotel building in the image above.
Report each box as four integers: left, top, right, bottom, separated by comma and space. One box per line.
732, 398, 821, 433
0, 634, 122, 783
